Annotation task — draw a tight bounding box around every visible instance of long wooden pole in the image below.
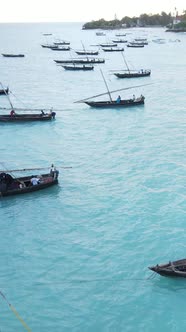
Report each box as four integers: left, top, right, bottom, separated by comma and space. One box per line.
74, 82, 152, 103
100, 69, 112, 102
0, 82, 14, 109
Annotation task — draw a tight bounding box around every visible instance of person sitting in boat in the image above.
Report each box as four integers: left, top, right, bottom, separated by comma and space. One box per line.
10, 109, 16, 116
133, 94, 136, 101
116, 95, 121, 104
50, 108, 56, 119
30, 176, 40, 186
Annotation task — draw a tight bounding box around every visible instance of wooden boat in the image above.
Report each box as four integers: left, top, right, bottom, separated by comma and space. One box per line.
75, 50, 99, 55
0, 168, 59, 197
130, 41, 148, 45
114, 70, 151, 78
0, 87, 9, 95
50, 46, 70, 51
134, 38, 147, 42
62, 64, 94, 71
54, 57, 105, 64
84, 96, 145, 108
113, 52, 151, 79
54, 41, 70, 45
112, 39, 128, 43
127, 44, 144, 48
41, 44, 56, 48
149, 259, 186, 278
43, 33, 52, 36
102, 47, 124, 52
75, 69, 148, 109
0, 83, 56, 122
100, 43, 117, 47
0, 112, 56, 122
2, 54, 25, 57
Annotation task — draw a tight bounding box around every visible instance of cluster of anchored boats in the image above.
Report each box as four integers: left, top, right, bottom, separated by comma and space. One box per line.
1, 30, 184, 278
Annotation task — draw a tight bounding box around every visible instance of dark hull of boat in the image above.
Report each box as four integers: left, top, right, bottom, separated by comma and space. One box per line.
0, 88, 9, 95
0, 173, 58, 197
55, 59, 105, 64
2, 54, 25, 57
114, 72, 151, 78
100, 43, 117, 47
54, 42, 70, 45
127, 45, 144, 48
0, 114, 54, 122
149, 259, 186, 278
51, 47, 70, 51
102, 48, 124, 52
62, 65, 94, 71
75, 51, 99, 55
85, 98, 145, 108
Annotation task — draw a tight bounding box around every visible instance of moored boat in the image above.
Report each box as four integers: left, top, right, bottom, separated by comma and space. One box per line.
84, 96, 145, 108
75, 69, 147, 109
102, 47, 124, 52
2, 54, 25, 57
50, 46, 70, 51
54, 57, 105, 64
114, 70, 151, 78
0, 167, 59, 197
113, 52, 151, 79
127, 44, 144, 48
62, 64, 94, 71
149, 259, 186, 277
75, 50, 99, 55
0, 112, 56, 122
0, 87, 9, 95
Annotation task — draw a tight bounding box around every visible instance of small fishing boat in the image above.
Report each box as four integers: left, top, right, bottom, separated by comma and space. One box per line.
127, 44, 144, 48
0, 166, 59, 197
134, 38, 147, 42
0, 83, 56, 122
100, 43, 117, 47
102, 47, 124, 52
75, 69, 148, 109
113, 52, 151, 78
2, 54, 25, 57
43, 33, 52, 36
114, 70, 151, 78
54, 40, 70, 45
54, 57, 105, 64
149, 259, 186, 278
41, 44, 56, 48
50, 46, 70, 51
130, 41, 148, 45
84, 96, 145, 108
75, 50, 99, 55
0, 87, 9, 95
0, 112, 56, 122
62, 64, 94, 71
112, 39, 128, 43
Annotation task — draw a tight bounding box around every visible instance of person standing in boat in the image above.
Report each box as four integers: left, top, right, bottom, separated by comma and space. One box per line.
50, 164, 59, 179
116, 95, 121, 103
10, 109, 16, 116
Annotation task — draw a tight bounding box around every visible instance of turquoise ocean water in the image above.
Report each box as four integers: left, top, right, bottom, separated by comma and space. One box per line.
0, 22, 186, 331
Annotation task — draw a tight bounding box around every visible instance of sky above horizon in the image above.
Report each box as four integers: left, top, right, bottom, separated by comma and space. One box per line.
0, 0, 185, 23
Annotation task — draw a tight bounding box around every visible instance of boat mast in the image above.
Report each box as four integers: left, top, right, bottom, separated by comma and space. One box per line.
0, 82, 14, 110
100, 69, 112, 102
121, 52, 130, 74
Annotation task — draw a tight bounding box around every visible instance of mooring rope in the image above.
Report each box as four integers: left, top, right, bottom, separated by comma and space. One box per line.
0, 290, 32, 332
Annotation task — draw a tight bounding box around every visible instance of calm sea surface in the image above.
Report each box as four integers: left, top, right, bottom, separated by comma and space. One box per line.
0, 22, 186, 331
